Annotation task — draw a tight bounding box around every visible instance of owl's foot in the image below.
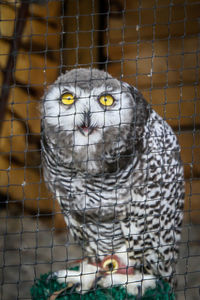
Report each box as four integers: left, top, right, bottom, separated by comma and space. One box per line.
52, 260, 101, 293
99, 272, 156, 296
50, 256, 156, 296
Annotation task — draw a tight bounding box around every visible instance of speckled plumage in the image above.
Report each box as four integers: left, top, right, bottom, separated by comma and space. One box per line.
41, 68, 184, 294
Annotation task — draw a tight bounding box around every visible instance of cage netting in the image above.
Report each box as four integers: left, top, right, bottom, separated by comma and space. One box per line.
0, 0, 199, 299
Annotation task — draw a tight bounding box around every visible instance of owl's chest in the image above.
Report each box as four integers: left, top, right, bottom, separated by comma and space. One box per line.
65, 174, 129, 219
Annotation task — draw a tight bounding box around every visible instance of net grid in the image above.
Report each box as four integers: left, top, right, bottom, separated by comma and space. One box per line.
0, 0, 199, 299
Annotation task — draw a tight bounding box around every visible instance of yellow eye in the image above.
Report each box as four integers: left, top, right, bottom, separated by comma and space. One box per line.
102, 258, 119, 274
99, 95, 114, 107
61, 93, 75, 105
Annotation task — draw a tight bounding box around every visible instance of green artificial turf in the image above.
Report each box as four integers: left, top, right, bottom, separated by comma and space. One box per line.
30, 271, 175, 300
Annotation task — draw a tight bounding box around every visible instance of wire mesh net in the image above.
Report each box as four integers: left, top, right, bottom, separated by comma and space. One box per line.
0, 0, 199, 299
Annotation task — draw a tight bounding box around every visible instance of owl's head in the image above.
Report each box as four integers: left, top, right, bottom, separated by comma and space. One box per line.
41, 68, 149, 172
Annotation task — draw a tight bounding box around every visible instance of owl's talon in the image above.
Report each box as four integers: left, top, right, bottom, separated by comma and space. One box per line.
46, 272, 58, 283
157, 279, 164, 290
136, 285, 142, 299
91, 275, 104, 290
69, 282, 80, 293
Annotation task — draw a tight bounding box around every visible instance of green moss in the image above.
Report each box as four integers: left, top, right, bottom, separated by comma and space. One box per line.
30, 271, 175, 300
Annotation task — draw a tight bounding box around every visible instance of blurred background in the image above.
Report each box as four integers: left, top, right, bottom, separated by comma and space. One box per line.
0, 0, 199, 299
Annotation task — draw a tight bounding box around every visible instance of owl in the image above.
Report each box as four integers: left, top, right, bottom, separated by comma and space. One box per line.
41, 68, 184, 295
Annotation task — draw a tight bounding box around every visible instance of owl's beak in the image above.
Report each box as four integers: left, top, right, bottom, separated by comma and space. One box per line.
77, 110, 95, 136
78, 125, 95, 136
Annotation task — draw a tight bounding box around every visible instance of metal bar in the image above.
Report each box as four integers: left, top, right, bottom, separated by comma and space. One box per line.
98, 0, 108, 69
0, 1, 29, 132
